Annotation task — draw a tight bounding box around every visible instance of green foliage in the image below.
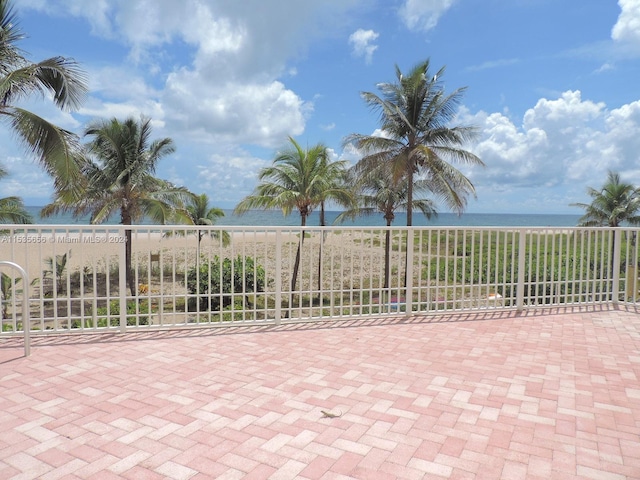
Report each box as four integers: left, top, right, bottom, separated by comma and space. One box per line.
93, 300, 152, 326
1, 272, 21, 319
422, 231, 621, 305
43, 251, 70, 293
186, 255, 266, 310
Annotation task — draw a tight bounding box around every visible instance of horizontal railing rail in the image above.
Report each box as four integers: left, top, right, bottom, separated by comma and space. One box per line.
0, 225, 637, 336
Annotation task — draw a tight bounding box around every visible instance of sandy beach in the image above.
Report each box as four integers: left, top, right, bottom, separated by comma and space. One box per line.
0, 227, 397, 302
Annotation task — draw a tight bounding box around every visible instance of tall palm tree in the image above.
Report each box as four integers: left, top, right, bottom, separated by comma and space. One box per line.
0, 0, 87, 190
345, 59, 483, 226
312, 153, 352, 298
42, 116, 191, 295
0, 165, 31, 223
338, 165, 437, 288
234, 136, 341, 300
571, 171, 640, 227
184, 193, 230, 258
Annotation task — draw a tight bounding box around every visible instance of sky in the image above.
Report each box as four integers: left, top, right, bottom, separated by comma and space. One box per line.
2, 0, 640, 215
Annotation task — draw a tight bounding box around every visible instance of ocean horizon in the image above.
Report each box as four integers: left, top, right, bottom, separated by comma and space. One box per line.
25, 206, 583, 228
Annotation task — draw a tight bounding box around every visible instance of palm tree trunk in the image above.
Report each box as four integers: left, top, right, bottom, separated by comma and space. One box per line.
125, 228, 134, 296
384, 221, 392, 289
316, 201, 326, 303
290, 215, 307, 312
404, 167, 414, 288
406, 168, 414, 227
121, 207, 135, 296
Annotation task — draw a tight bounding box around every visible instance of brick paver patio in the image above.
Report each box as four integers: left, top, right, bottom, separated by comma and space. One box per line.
1, 307, 639, 479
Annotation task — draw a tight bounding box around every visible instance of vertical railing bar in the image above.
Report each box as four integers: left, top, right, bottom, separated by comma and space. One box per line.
452, 229, 458, 310
612, 228, 622, 305
469, 229, 475, 309
118, 226, 127, 333
0, 261, 30, 356
426, 229, 432, 311
516, 229, 526, 311
405, 227, 414, 316
274, 230, 282, 325
544, 230, 550, 305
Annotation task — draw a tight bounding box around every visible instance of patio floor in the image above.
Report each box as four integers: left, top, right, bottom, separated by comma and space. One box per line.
1, 307, 639, 479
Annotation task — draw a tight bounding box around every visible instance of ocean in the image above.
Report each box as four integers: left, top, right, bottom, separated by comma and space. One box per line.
26, 206, 583, 228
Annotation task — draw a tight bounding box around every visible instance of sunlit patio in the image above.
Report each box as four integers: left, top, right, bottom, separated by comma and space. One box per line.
1, 306, 639, 479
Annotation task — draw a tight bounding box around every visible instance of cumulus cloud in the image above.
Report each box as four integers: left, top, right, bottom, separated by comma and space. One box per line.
398, 0, 458, 32
348, 29, 379, 64
194, 151, 269, 202
612, 0, 640, 48
461, 91, 640, 212
20, 0, 362, 148
163, 73, 307, 148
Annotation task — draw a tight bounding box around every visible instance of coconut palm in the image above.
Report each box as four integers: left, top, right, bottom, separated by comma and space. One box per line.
571, 171, 640, 278
0, 0, 87, 190
183, 193, 230, 257
0, 165, 31, 223
338, 165, 437, 288
311, 153, 352, 299
0, 196, 30, 223
42, 116, 191, 295
571, 171, 640, 227
345, 59, 483, 226
235, 136, 343, 301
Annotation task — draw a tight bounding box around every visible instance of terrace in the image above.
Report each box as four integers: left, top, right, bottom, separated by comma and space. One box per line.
1, 225, 640, 478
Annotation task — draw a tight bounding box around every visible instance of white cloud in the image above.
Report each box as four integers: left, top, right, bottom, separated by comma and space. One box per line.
398, 0, 458, 32
194, 152, 268, 203
20, 0, 363, 149
461, 91, 640, 212
612, 0, 640, 48
163, 72, 307, 148
593, 63, 615, 74
348, 29, 379, 64
466, 58, 519, 72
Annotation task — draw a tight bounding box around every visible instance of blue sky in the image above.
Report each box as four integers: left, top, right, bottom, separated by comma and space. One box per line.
2, 0, 640, 215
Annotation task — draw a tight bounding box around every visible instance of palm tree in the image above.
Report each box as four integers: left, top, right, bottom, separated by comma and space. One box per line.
571, 171, 640, 227
234, 136, 341, 301
338, 165, 437, 288
183, 193, 230, 258
0, 165, 31, 223
312, 154, 352, 299
0, 0, 87, 190
345, 59, 483, 226
571, 171, 640, 278
42, 116, 191, 295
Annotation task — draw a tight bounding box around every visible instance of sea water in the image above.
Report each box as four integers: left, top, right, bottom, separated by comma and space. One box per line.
26, 206, 582, 228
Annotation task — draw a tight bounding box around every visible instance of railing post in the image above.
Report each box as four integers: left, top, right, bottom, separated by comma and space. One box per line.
516, 229, 526, 311
405, 228, 414, 316
612, 228, 622, 305
119, 227, 127, 333
0, 261, 30, 356
274, 230, 282, 325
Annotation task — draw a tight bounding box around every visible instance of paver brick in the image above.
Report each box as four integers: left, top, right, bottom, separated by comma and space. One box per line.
1, 308, 639, 479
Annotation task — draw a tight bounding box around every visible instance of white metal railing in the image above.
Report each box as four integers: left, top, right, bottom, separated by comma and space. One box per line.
0, 260, 30, 354
0, 225, 638, 336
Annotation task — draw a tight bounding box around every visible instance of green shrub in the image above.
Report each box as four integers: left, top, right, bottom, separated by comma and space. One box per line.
186, 255, 266, 310
94, 300, 151, 326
